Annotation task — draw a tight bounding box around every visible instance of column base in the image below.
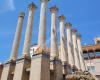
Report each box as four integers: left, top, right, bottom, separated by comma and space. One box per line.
29, 53, 50, 80
1, 61, 15, 80
62, 61, 72, 75
13, 57, 31, 80
50, 58, 63, 80
71, 65, 78, 74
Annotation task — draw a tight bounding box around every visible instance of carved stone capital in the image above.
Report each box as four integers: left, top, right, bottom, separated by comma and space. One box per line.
58, 15, 66, 21
77, 33, 81, 39
40, 0, 49, 3
28, 2, 37, 10
65, 22, 72, 28
50, 6, 58, 13
71, 29, 77, 33
19, 12, 25, 18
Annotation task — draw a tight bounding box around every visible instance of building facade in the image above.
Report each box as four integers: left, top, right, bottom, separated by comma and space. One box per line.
83, 37, 100, 79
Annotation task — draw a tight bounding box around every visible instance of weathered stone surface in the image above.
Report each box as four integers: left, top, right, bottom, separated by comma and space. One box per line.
50, 59, 63, 80
29, 54, 50, 80
22, 2, 36, 57
66, 23, 75, 68
1, 61, 15, 80
72, 29, 81, 70
10, 12, 25, 60
50, 6, 59, 60
65, 71, 95, 80
38, 0, 48, 48
59, 15, 68, 62
77, 34, 86, 71
13, 58, 30, 80
62, 62, 72, 75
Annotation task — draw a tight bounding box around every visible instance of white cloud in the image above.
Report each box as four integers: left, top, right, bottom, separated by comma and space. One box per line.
0, 0, 15, 13
6, 0, 15, 11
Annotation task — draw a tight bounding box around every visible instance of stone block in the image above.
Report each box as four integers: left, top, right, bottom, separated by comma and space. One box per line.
13, 58, 30, 80
62, 62, 72, 75
29, 53, 50, 80
1, 61, 15, 80
50, 59, 63, 80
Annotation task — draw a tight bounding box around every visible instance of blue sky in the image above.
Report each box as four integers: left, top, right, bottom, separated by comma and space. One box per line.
0, 0, 100, 62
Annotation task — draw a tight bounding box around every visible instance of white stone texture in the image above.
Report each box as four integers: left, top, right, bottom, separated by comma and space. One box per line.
72, 29, 81, 70
29, 54, 50, 80
50, 60, 63, 80
22, 4, 36, 57
77, 35, 86, 71
13, 59, 30, 80
1, 63, 15, 80
50, 7, 59, 60
66, 24, 75, 66
38, 1, 48, 48
10, 12, 25, 60
59, 16, 67, 62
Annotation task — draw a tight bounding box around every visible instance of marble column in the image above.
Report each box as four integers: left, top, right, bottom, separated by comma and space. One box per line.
58, 15, 67, 63
58, 15, 70, 75
10, 12, 25, 61
22, 3, 36, 57
50, 6, 59, 60
38, 0, 49, 48
49, 7, 63, 80
72, 29, 81, 70
65, 23, 75, 67
77, 33, 86, 71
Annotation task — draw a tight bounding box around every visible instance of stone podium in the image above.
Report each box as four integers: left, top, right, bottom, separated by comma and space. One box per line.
13, 58, 30, 80
29, 53, 50, 80
1, 61, 15, 80
50, 58, 63, 80
62, 62, 72, 75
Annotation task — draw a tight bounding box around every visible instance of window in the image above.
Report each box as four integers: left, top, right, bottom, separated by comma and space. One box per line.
95, 52, 100, 56
87, 66, 96, 72
97, 41, 100, 44
33, 49, 34, 52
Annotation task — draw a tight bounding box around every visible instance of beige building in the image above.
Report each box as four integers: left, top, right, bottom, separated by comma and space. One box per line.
83, 37, 100, 79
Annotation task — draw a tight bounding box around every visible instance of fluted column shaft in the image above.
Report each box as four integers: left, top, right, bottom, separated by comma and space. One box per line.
22, 3, 36, 57
10, 12, 25, 60
77, 34, 86, 71
38, 0, 49, 48
59, 15, 67, 62
72, 29, 81, 70
66, 23, 75, 67
50, 6, 58, 60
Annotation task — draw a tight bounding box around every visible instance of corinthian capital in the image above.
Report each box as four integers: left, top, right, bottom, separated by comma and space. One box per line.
58, 15, 66, 21
50, 6, 58, 13
40, 0, 49, 3
65, 22, 72, 28
28, 2, 37, 10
